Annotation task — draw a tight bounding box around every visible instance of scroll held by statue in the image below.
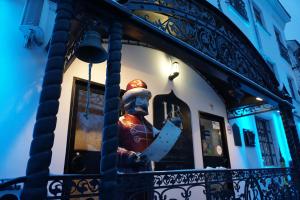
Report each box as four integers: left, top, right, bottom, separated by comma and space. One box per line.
140, 121, 181, 162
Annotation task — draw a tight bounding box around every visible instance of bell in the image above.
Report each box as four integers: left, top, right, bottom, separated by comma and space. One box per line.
75, 30, 107, 63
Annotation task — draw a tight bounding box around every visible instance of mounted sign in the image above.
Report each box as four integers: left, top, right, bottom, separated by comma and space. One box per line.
153, 91, 194, 170
228, 104, 277, 119
243, 129, 255, 147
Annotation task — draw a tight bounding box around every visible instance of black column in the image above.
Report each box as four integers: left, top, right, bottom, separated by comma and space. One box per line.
21, 1, 73, 199
279, 102, 300, 190
100, 21, 123, 200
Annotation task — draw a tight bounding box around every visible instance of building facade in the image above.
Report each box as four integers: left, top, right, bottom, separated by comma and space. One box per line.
0, 0, 300, 199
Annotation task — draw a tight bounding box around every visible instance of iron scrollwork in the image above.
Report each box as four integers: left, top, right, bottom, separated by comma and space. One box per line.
47, 174, 101, 199
123, 0, 280, 97
118, 168, 299, 200
0, 168, 299, 199
227, 103, 277, 119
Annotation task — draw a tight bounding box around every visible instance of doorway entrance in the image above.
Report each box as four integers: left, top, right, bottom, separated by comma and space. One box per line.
199, 112, 231, 168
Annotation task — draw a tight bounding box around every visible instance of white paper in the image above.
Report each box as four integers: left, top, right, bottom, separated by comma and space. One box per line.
140, 121, 181, 162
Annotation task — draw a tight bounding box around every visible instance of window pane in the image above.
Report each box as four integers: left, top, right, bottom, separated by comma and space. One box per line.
74, 90, 104, 151
200, 119, 223, 157
255, 118, 278, 166
254, 6, 263, 26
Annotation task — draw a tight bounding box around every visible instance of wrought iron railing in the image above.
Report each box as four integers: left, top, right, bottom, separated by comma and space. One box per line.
47, 174, 101, 199
118, 168, 299, 200
0, 168, 299, 199
122, 0, 280, 97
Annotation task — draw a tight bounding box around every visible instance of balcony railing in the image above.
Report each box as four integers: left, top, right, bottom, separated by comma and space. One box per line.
122, 0, 280, 97
1, 168, 299, 199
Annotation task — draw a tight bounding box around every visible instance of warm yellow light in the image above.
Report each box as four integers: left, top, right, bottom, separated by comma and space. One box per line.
169, 61, 179, 81
256, 97, 263, 101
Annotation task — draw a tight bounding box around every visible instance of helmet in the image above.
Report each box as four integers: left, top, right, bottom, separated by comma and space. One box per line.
122, 79, 152, 102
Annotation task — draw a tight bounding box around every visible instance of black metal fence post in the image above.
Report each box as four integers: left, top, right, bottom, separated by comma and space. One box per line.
21, 0, 73, 199
100, 21, 123, 200
279, 102, 300, 192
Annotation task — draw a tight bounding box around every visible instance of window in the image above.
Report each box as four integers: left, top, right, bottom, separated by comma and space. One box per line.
253, 5, 264, 28
199, 112, 230, 168
153, 91, 194, 170
288, 77, 296, 99
20, 0, 45, 47
274, 27, 291, 64
228, 0, 249, 21
65, 79, 106, 174
255, 117, 277, 166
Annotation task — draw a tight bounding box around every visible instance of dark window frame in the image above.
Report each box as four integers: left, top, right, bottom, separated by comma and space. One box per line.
274, 27, 292, 64
255, 117, 278, 166
64, 77, 124, 174
253, 4, 265, 28
288, 77, 296, 99
199, 112, 231, 168
228, 0, 249, 21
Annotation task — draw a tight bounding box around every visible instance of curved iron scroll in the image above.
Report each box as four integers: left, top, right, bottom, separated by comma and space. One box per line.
118, 167, 299, 200
124, 0, 280, 96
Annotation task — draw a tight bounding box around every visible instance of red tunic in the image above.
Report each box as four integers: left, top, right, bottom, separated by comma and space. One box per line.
117, 114, 154, 172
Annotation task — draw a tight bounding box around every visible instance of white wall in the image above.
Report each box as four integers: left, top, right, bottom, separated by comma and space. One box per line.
228, 116, 262, 169
51, 44, 233, 173
1, 0, 298, 181
0, 0, 52, 179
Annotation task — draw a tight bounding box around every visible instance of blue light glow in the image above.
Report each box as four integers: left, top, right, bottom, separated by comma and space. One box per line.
232, 115, 264, 168
0, 1, 46, 178
296, 122, 300, 139
272, 112, 292, 166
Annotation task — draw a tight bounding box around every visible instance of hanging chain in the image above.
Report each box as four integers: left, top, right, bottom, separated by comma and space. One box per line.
84, 63, 93, 119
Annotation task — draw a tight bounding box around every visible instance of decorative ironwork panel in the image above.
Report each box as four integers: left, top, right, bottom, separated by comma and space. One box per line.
227, 104, 277, 119
228, 0, 249, 20
1, 168, 299, 199
123, 0, 280, 96
118, 168, 299, 200
47, 174, 101, 199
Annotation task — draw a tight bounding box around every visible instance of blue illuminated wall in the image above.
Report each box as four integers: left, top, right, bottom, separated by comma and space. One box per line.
229, 111, 292, 169
272, 112, 292, 166
0, 0, 47, 178
229, 115, 263, 169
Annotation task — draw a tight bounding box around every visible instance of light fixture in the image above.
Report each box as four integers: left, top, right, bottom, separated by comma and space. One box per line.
169, 61, 179, 81
256, 97, 263, 101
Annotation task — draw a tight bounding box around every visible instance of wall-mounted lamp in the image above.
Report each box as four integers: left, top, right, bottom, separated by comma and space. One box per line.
169, 61, 180, 81
256, 97, 263, 101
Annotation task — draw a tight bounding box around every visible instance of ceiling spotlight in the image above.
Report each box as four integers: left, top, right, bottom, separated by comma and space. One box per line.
256, 97, 263, 101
